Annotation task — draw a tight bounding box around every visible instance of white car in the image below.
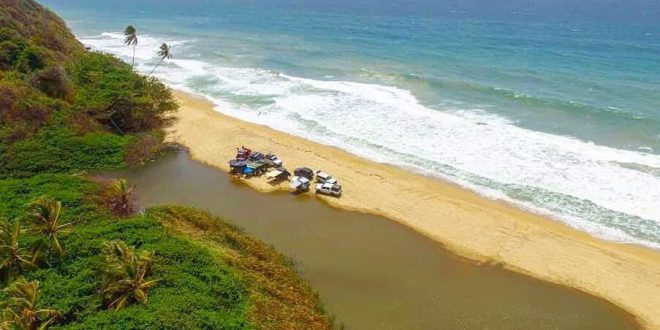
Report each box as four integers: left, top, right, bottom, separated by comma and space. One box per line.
290, 176, 311, 192
266, 153, 283, 167
315, 171, 337, 185
315, 183, 342, 196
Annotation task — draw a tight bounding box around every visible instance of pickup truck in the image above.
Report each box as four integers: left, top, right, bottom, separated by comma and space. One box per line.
315, 182, 342, 196
315, 170, 337, 184
265, 153, 283, 167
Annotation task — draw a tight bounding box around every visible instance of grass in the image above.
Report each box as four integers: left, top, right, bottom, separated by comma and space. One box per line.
0, 129, 132, 178
0, 1, 333, 328
0, 170, 333, 330
150, 206, 335, 329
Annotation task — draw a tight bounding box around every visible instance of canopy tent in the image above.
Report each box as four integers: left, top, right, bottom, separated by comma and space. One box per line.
247, 161, 268, 169
266, 169, 283, 179
229, 159, 249, 168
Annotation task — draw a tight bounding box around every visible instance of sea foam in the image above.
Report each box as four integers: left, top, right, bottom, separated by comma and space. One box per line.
81, 32, 660, 249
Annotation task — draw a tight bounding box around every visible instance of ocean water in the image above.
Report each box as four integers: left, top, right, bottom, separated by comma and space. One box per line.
42, 0, 660, 248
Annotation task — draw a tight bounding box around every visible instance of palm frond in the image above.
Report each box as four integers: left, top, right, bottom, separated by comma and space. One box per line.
0, 220, 37, 283
2, 279, 60, 329
26, 197, 72, 257
158, 43, 172, 59
99, 240, 160, 310
123, 25, 138, 46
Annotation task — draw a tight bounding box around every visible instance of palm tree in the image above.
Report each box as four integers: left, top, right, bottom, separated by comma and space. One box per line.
100, 241, 160, 310
107, 179, 135, 216
124, 25, 138, 68
1, 278, 60, 330
26, 197, 73, 257
147, 43, 172, 77
0, 219, 37, 284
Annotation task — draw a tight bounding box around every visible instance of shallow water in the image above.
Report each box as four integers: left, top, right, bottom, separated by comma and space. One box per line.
99, 151, 637, 329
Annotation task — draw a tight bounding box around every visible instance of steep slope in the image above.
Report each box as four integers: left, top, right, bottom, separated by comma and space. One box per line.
0, 1, 333, 329
0, 0, 83, 60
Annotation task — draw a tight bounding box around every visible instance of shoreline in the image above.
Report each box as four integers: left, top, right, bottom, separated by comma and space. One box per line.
167, 90, 660, 329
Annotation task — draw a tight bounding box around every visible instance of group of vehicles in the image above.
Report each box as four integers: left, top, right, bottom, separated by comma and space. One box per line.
229, 146, 342, 197
290, 168, 343, 196
231, 148, 286, 177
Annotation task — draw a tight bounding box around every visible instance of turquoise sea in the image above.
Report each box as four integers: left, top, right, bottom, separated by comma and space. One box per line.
42, 0, 660, 248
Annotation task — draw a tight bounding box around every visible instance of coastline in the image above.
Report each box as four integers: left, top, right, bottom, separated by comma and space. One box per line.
167, 90, 660, 329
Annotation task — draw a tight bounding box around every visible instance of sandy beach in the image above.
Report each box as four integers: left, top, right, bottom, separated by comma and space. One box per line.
167, 91, 660, 329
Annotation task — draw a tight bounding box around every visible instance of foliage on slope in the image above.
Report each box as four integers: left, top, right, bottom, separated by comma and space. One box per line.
0, 0, 177, 179
0, 175, 250, 329
0, 175, 334, 329
0, 1, 333, 329
0, 0, 84, 60
151, 206, 335, 329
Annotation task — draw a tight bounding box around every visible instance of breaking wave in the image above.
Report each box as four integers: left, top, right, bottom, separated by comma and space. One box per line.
81, 32, 660, 249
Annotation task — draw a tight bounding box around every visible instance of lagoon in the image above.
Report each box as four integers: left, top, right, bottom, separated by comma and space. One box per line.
99, 151, 637, 329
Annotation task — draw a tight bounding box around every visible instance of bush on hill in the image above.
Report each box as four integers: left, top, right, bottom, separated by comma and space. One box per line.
0, 0, 333, 328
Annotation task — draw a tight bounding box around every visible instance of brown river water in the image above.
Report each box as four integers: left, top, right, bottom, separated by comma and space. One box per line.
99, 151, 638, 329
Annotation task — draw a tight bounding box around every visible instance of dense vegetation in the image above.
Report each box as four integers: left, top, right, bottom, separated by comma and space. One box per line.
0, 176, 332, 329
0, 0, 177, 178
0, 1, 333, 329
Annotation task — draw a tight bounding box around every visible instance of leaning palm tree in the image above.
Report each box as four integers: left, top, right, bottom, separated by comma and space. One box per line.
1, 278, 60, 330
107, 179, 135, 216
26, 197, 73, 257
0, 218, 37, 284
147, 42, 172, 77
124, 25, 138, 68
100, 240, 160, 310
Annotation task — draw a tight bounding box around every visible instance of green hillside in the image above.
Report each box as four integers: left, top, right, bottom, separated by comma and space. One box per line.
0, 1, 333, 329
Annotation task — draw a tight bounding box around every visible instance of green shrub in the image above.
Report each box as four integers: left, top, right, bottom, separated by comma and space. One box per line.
28, 213, 251, 329
69, 52, 177, 133
0, 174, 94, 221
16, 45, 53, 73
30, 65, 73, 100
0, 175, 253, 329
0, 27, 22, 43
123, 131, 165, 166
0, 129, 131, 178
0, 40, 21, 68
0, 2, 330, 329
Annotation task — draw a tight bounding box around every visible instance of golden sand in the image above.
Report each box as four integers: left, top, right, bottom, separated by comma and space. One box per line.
167, 91, 660, 329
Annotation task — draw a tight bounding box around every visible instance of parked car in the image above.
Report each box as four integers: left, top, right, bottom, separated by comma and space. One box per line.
236, 146, 251, 160
228, 159, 249, 175
249, 152, 265, 162
290, 176, 311, 192
315, 170, 337, 184
265, 153, 283, 167
294, 167, 315, 180
244, 161, 269, 177
315, 182, 342, 196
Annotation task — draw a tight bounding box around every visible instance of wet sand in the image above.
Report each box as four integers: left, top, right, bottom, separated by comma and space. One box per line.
167, 91, 660, 329
100, 151, 638, 329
